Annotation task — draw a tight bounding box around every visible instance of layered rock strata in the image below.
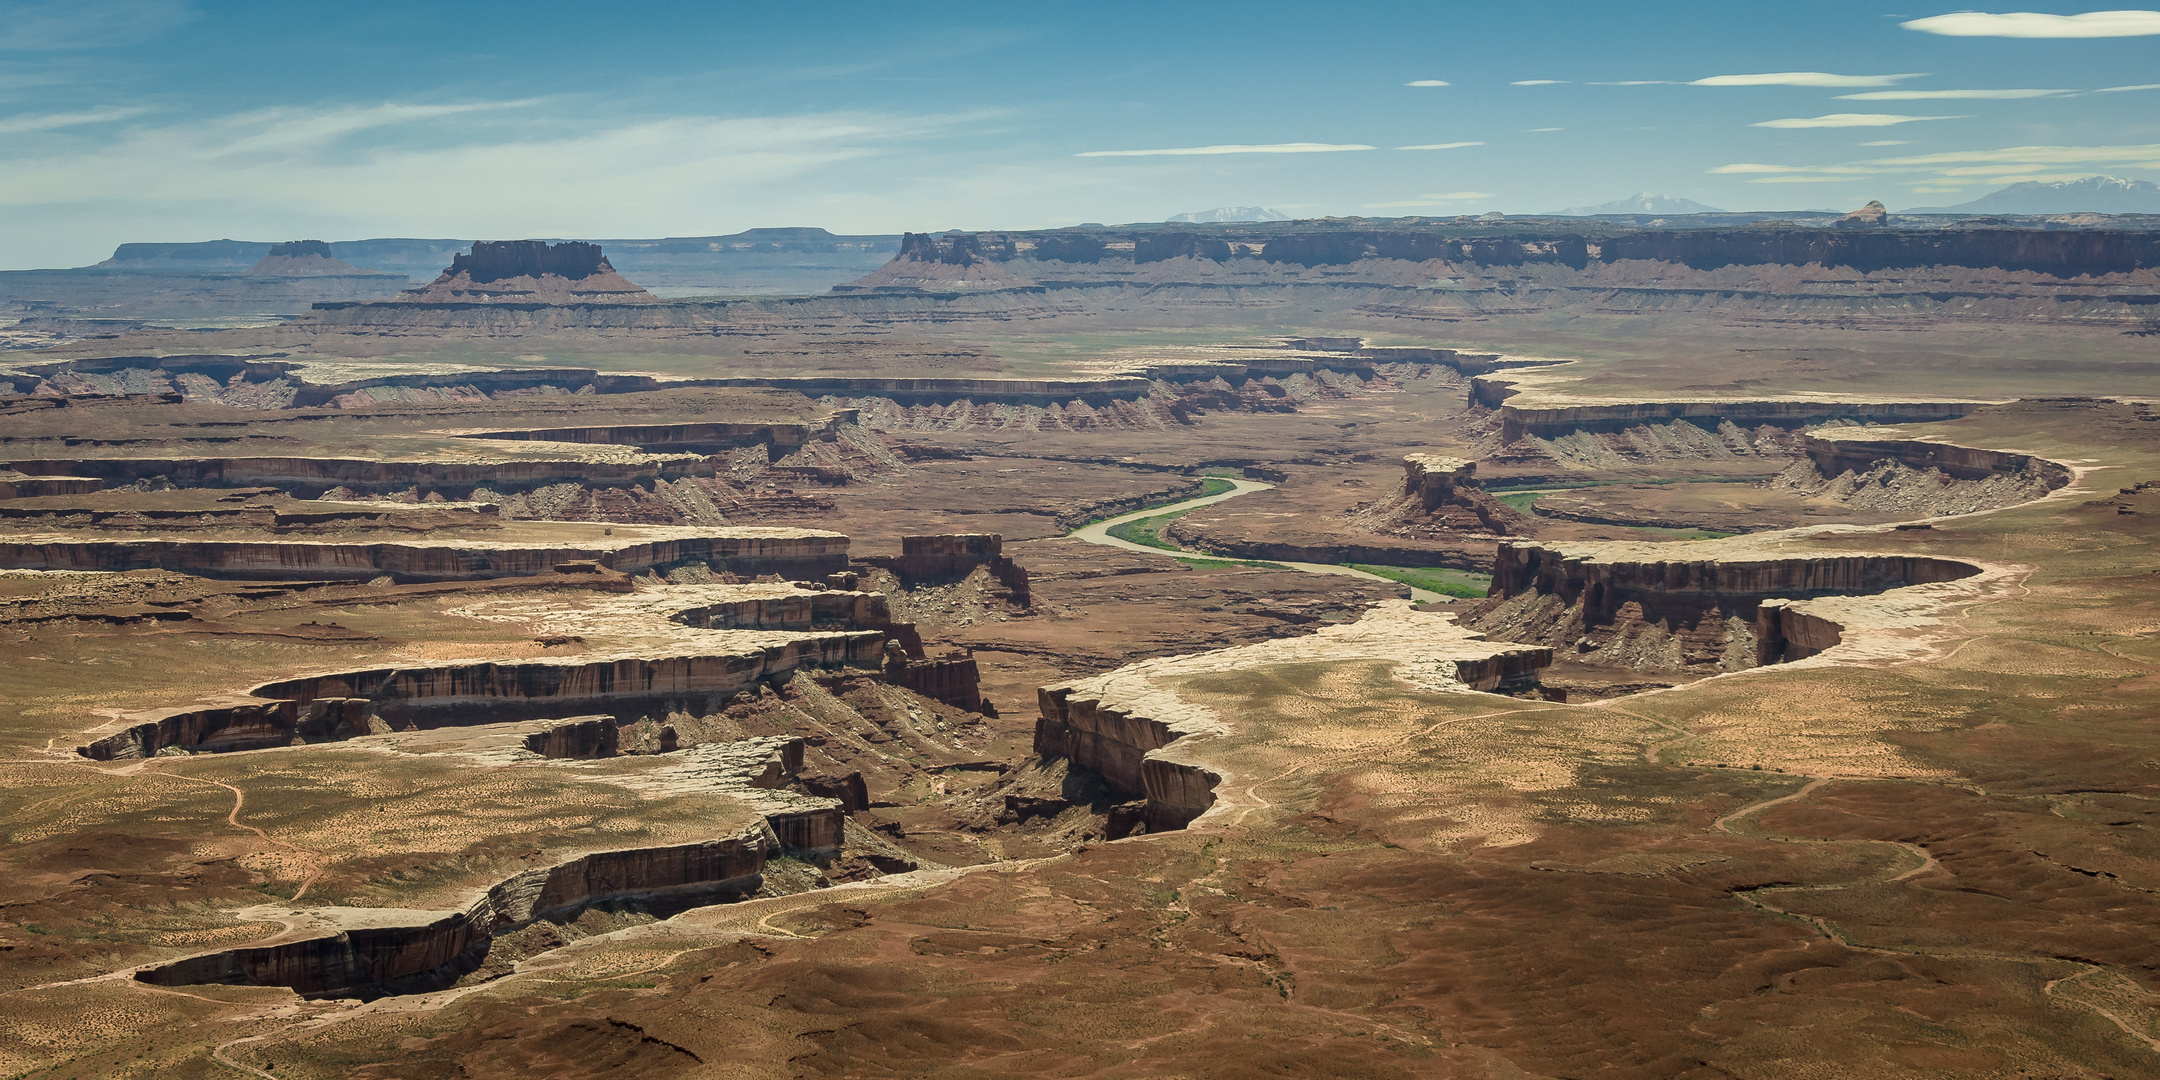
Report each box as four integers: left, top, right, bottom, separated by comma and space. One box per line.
248, 633, 889, 727
0, 527, 848, 582
137, 831, 768, 999
2, 455, 719, 497
1470, 540, 1984, 675
1035, 602, 1553, 832
1479, 393, 1981, 442
1797, 432, 2073, 487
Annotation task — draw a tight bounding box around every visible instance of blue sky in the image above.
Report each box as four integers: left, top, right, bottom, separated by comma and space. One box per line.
3, 0, 2159, 267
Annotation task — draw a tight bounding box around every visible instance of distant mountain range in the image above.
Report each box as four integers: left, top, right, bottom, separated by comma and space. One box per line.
1903, 176, 2160, 215
1551, 193, 1724, 216
1166, 206, 1291, 223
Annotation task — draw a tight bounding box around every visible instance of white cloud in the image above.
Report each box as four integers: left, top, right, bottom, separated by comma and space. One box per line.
1511, 79, 1564, 86
1860, 140, 1911, 146
1364, 192, 1493, 208
1076, 142, 1376, 157
1901, 10, 2160, 37
1406, 80, 1451, 87
1874, 142, 2160, 165
1526, 127, 1563, 132
0, 105, 151, 134
1692, 72, 1924, 87
2098, 82, 2160, 91
1589, 80, 1679, 85
1396, 141, 1484, 150
1753, 113, 1960, 128
1836, 88, 2073, 99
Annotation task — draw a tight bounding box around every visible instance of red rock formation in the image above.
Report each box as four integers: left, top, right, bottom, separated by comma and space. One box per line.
885, 643, 984, 710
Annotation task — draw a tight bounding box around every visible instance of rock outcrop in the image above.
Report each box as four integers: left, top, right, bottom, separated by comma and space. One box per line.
855, 534, 1031, 606
1469, 540, 1983, 675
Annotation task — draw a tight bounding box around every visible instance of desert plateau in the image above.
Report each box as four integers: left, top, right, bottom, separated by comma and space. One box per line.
7, 3, 2160, 1076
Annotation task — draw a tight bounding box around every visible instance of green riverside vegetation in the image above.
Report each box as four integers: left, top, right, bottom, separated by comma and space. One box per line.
1345, 564, 1493, 599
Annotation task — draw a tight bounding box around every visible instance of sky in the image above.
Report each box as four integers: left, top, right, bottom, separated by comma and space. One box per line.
3, 0, 2159, 267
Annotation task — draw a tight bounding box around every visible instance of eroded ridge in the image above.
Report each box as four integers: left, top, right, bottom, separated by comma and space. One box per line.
1469, 539, 1987, 683
76, 582, 914, 758
0, 525, 848, 582
1035, 601, 1553, 831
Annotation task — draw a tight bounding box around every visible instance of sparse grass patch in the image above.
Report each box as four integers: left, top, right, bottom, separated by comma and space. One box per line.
1346, 565, 1492, 599
1177, 556, 1294, 570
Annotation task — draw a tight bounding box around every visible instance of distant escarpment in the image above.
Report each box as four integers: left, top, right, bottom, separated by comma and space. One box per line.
245, 240, 383, 278
838, 220, 2160, 327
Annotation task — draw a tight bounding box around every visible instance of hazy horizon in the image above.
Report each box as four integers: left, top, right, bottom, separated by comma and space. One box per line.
5, 0, 2160, 268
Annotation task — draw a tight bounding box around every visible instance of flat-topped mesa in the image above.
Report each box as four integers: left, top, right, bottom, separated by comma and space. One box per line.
1471, 540, 1983, 675
395, 240, 658, 304
246, 240, 376, 277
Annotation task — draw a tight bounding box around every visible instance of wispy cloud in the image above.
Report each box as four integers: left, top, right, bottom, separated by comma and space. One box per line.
1693, 72, 1924, 87
2098, 82, 2160, 92
1076, 142, 1375, 157
1365, 191, 1493, 208
1396, 141, 1484, 150
1511, 80, 1564, 86
1859, 140, 1911, 146
1526, 127, 1563, 132
1406, 80, 1451, 87
1901, 10, 2160, 37
1753, 113, 1960, 128
0, 0, 194, 50
1589, 80, 1678, 86
0, 100, 975, 226
1711, 141, 2160, 185
1837, 88, 2073, 100
0, 105, 150, 134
